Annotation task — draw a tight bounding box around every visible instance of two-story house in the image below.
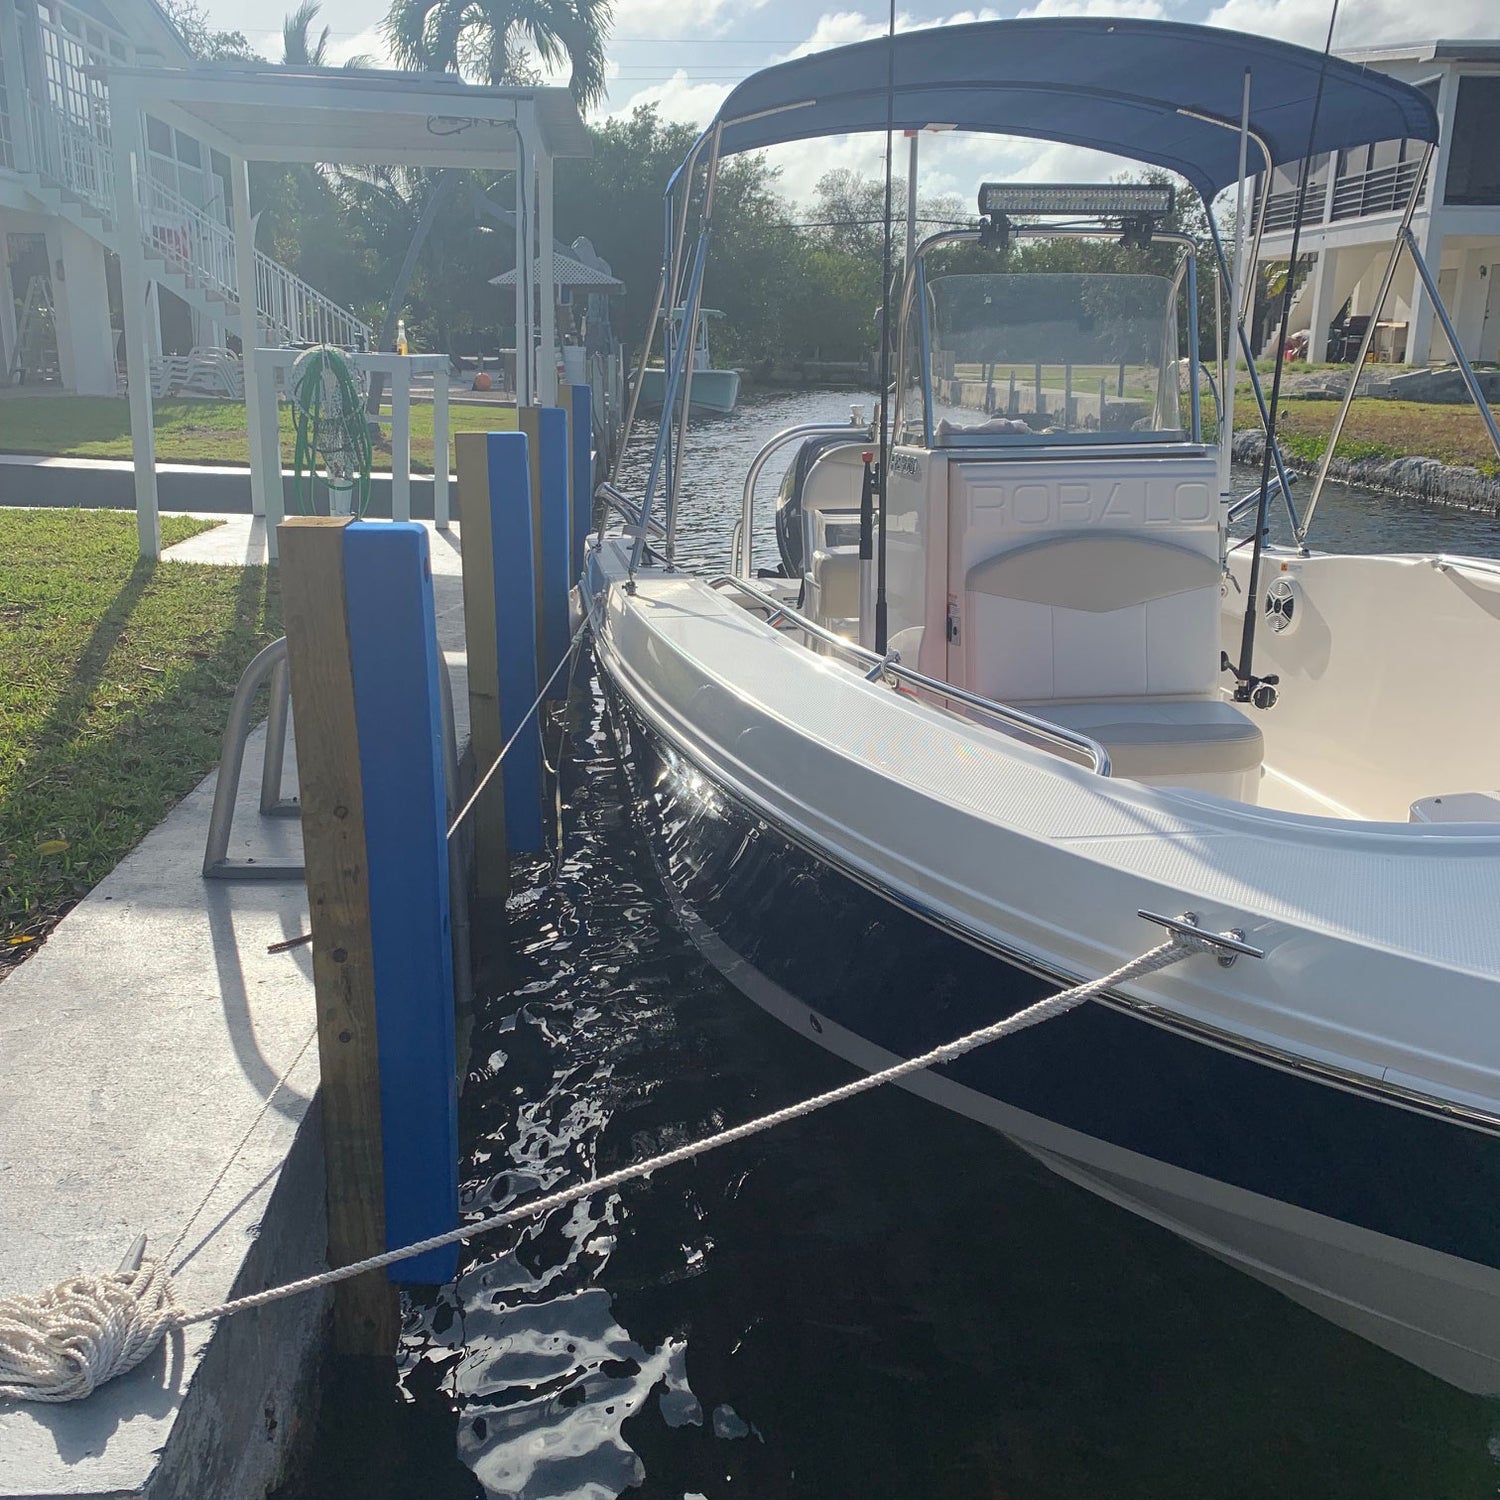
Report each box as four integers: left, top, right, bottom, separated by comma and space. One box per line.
1254, 39, 1500, 367
0, 0, 367, 394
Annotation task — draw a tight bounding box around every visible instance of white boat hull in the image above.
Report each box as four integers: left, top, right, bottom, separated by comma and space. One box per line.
586, 535, 1500, 1392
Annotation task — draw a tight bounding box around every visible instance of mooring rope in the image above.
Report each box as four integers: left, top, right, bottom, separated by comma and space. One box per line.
447, 615, 593, 842
0, 929, 1215, 1403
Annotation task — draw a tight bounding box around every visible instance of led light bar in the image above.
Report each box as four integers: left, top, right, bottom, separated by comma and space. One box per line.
977, 182, 1175, 218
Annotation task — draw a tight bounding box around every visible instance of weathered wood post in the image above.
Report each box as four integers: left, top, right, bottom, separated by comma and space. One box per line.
279, 516, 459, 1355
455, 430, 545, 888
567, 384, 594, 574
519, 405, 572, 687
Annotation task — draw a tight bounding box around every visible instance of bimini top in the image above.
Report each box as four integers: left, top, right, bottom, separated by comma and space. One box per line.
701, 18, 1438, 201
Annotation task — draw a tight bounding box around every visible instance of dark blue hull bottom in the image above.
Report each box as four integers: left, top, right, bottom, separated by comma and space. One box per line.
600, 672, 1500, 1286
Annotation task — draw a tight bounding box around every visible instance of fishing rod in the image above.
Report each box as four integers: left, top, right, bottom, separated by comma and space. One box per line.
1227, 0, 1340, 708
872, 0, 897, 655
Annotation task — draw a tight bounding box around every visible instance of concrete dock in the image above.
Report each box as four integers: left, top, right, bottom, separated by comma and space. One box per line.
0, 516, 472, 1499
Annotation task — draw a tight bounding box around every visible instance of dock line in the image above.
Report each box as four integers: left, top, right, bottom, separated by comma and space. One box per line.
0, 921, 1246, 1404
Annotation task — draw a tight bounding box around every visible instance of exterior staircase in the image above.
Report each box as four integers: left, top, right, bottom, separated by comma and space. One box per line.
20, 93, 371, 360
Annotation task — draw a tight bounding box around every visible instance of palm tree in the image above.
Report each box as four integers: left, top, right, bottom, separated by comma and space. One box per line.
383, 0, 612, 109
282, 0, 374, 68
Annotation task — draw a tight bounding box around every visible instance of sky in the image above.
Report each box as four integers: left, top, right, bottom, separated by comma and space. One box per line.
200, 0, 1500, 206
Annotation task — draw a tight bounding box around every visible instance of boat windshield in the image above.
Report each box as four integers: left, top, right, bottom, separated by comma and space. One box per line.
902, 271, 1190, 447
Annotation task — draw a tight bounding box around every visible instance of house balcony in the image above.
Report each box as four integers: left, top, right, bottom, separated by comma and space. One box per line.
1258, 158, 1428, 243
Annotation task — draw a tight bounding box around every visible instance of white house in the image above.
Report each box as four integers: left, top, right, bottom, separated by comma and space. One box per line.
0, 0, 367, 395
1255, 39, 1500, 366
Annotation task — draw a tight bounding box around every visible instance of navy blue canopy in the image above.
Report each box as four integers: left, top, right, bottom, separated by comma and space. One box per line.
703, 18, 1438, 201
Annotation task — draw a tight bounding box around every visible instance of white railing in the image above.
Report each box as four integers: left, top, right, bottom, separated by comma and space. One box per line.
25, 92, 114, 215
24, 91, 372, 351
254, 249, 370, 350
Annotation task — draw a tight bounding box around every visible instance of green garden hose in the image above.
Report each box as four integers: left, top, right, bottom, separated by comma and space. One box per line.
289, 346, 373, 517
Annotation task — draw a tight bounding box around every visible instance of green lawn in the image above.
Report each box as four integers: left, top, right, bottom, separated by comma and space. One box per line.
1205, 391, 1500, 477
0, 395, 517, 473
0, 509, 282, 968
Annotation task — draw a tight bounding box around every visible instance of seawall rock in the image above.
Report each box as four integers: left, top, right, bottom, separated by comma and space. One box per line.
1232, 429, 1500, 514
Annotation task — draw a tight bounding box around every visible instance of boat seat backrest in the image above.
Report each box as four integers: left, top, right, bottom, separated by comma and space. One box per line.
964, 532, 1222, 701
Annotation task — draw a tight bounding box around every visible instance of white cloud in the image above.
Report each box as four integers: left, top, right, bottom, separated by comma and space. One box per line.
611, 69, 734, 127
612, 0, 771, 40
1206, 0, 1497, 48
1015, 0, 1165, 16
782, 6, 1001, 59
327, 24, 395, 67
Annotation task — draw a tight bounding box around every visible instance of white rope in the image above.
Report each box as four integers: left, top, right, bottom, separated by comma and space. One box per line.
0, 928, 1212, 1402
447, 616, 593, 841
0, 1259, 181, 1404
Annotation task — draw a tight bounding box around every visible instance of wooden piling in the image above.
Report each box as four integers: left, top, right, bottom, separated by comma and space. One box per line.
278, 515, 399, 1355
567, 383, 594, 574
519, 406, 571, 689
455, 432, 510, 902
343, 521, 458, 1286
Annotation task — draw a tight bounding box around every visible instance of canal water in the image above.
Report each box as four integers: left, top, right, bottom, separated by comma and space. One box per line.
287, 392, 1500, 1500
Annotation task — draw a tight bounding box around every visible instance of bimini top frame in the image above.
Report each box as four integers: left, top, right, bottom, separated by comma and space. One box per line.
693, 18, 1437, 201
623, 17, 1445, 567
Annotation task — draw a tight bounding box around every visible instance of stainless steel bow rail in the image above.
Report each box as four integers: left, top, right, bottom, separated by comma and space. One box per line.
708, 573, 1113, 775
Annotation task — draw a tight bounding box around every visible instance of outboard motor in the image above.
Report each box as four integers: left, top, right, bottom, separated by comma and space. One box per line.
774, 433, 857, 578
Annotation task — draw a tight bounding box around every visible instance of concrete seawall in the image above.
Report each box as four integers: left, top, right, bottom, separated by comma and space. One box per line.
0, 453, 447, 518
1233, 429, 1500, 515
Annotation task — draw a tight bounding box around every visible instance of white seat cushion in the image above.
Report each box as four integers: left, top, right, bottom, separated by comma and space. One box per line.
1029, 698, 1263, 780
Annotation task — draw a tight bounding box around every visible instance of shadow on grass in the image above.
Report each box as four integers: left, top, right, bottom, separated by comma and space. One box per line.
33, 556, 157, 747
2, 558, 283, 961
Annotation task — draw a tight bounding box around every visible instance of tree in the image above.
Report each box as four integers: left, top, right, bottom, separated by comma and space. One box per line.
384, 0, 612, 108
159, 0, 261, 61
281, 1, 375, 68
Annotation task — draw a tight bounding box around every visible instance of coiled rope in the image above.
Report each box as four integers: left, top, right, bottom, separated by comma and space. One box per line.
0, 928, 1213, 1403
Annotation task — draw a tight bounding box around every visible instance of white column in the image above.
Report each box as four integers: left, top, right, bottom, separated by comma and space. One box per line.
232, 156, 271, 519
432, 364, 450, 529
1449, 246, 1488, 361
259, 356, 284, 560
513, 114, 533, 405
0, 0, 33, 175
538, 147, 556, 405
1407, 231, 1441, 364
110, 100, 160, 559
1303, 248, 1339, 365
391, 357, 411, 522
52, 220, 117, 394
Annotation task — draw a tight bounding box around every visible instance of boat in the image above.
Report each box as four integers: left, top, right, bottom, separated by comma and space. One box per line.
633, 308, 740, 415
585, 18, 1500, 1393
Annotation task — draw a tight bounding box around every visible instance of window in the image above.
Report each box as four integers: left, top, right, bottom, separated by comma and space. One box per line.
1445, 77, 1500, 206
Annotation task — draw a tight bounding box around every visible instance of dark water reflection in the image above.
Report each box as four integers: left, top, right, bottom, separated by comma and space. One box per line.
292, 391, 1500, 1499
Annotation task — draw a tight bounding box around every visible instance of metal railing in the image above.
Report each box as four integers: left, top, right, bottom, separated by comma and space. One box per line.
707, 574, 1112, 776
595, 482, 668, 550
735, 421, 871, 578
1332, 159, 1426, 222
1258, 158, 1427, 236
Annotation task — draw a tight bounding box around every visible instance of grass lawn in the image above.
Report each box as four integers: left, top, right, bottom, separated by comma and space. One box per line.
1268, 398, 1500, 477
0, 509, 282, 969
0, 395, 517, 473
